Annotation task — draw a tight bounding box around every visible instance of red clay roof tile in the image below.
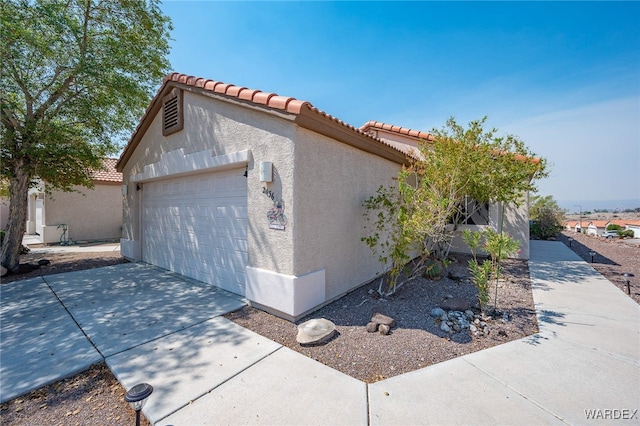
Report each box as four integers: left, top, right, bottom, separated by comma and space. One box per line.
92, 158, 122, 183
360, 120, 435, 141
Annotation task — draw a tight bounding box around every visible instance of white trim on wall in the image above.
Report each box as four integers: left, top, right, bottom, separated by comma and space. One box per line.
246, 266, 325, 320
131, 148, 252, 183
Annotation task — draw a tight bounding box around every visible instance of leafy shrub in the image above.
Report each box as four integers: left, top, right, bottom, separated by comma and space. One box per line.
621, 230, 634, 238
606, 224, 622, 231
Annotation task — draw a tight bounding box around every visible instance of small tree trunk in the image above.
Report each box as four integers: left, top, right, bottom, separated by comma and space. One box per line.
1, 161, 30, 271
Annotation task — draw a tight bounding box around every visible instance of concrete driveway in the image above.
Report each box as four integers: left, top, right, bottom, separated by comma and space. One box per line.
0, 263, 247, 404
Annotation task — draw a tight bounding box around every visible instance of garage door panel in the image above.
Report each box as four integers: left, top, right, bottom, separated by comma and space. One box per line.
142, 169, 248, 296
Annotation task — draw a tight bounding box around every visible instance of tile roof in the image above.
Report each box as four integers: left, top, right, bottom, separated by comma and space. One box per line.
117, 73, 411, 170
92, 158, 122, 183
587, 220, 609, 228
168, 73, 312, 115
360, 120, 434, 141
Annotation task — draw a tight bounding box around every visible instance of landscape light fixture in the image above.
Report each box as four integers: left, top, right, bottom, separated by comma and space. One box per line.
124, 383, 153, 426
588, 251, 596, 263
567, 237, 573, 247
623, 273, 634, 295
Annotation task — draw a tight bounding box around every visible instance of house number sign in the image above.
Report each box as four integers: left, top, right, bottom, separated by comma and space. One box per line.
263, 187, 287, 230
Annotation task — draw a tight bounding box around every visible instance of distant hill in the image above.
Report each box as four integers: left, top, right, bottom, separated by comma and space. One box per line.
558, 199, 640, 213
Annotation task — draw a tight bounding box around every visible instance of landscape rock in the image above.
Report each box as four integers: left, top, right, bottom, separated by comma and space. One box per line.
38, 259, 51, 266
366, 322, 379, 333
371, 313, 396, 328
464, 310, 475, 320
440, 322, 452, 333
439, 297, 469, 311
429, 307, 446, 318
297, 318, 336, 345
448, 270, 468, 281
379, 324, 391, 335
0, 265, 7, 277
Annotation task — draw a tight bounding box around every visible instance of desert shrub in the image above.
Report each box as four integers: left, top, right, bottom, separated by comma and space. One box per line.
621, 229, 634, 238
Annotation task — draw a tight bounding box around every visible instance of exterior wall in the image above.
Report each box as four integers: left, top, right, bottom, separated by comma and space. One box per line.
291, 127, 402, 304
120, 90, 298, 276
40, 183, 122, 243
627, 225, 640, 238
448, 199, 530, 260
374, 129, 421, 153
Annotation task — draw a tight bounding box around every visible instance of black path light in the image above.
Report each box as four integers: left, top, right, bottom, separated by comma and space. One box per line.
125, 383, 153, 426
623, 273, 634, 296
589, 251, 596, 263
567, 237, 573, 247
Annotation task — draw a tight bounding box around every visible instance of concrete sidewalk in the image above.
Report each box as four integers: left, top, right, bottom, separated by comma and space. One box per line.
156, 241, 640, 425
1, 241, 639, 425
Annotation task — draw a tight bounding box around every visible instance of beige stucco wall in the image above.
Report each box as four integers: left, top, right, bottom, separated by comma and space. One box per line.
41, 183, 122, 242
290, 127, 402, 301
121, 90, 299, 274
448, 199, 530, 260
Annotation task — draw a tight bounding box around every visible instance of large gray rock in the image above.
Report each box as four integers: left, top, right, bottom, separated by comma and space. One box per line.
297, 318, 336, 345
439, 297, 469, 312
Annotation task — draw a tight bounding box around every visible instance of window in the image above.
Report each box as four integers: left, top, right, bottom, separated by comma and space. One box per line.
450, 198, 490, 226
162, 88, 183, 136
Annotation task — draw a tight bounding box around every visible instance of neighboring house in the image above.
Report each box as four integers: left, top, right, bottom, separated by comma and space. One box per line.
624, 220, 640, 238
26, 158, 123, 244
116, 72, 531, 321
564, 221, 583, 233
586, 220, 608, 236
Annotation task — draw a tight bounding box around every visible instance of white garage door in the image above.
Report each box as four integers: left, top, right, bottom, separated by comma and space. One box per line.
141, 169, 248, 295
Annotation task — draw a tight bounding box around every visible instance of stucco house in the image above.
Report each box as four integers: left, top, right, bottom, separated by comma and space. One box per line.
116, 72, 530, 320
586, 220, 608, 236
625, 220, 640, 238
26, 158, 123, 244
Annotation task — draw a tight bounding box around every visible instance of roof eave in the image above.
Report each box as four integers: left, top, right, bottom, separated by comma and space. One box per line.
295, 109, 409, 165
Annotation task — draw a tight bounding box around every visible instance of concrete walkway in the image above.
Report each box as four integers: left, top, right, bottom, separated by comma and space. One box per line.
1, 241, 639, 425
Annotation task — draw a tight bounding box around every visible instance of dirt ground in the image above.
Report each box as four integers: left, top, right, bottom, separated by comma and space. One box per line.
2, 235, 637, 424
225, 255, 538, 383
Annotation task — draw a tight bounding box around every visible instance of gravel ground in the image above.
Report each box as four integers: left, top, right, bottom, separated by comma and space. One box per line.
0, 363, 149, 426
225, 254, 538, 383
556, 231, 640, 304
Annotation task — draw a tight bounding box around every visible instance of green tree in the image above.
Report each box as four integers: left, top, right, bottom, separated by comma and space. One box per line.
529, 195, 565, 239
362, 117, 547, 294
1, 0, 172, 271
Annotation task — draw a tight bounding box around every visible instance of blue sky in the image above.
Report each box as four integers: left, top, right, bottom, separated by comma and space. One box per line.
160, 1, 639, 208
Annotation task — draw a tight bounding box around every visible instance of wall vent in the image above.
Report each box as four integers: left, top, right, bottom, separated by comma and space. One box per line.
162, 88, 183, 136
